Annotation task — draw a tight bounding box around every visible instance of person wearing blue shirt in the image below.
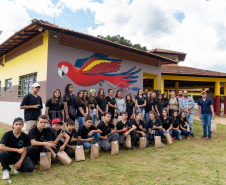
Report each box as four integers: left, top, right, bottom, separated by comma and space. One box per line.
197, 91, 214, 139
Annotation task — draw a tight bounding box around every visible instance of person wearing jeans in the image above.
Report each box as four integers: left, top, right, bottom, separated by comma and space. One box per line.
77, 116, 102, 150
135, 89, 146, 120
198, 91, 214, 139
97, 112, 119, 151
76, 90, 88, 128
171, 110, 182, 140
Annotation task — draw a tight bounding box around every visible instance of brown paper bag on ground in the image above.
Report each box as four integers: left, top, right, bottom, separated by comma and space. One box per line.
112, 119, 118, 126
111, 140, 119, 155
90, 143, 100, 159
57, 151, 72, 165
126, 135, 131, 148
139, 137, 147, 149
94, 121, 100, 127
40, 152, 51, 170
164, 133, 173, 145
211, 121, 217, 132
155, 136, 162, 148
75, 145, 85, 162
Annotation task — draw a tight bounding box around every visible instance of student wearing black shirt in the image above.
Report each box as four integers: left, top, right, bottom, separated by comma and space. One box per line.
116, 112, 137, 150
63, 84, 77, 121
28, 115, 56, 165
20, 82, 43, 134
78, 116, 102, 150
88, 89, 97, 124
0, 117, 34, 180
96, 88, 108, 120
65, 119, 78, 156
163, 93, 169, 113
171, 110, 182, 140
155, 94, 164, 118
106, 89, 117, 120
179, 111, 191, 138
145, 92, 154, 128
97, 112, 119, 151
126, 94, 135, 120
45, 89, 64, 123
76, 90, 88, 128
160, 109, 173, 138
131, 112, 149, 147
135, 89, 146, 119
147, 111, 164, 146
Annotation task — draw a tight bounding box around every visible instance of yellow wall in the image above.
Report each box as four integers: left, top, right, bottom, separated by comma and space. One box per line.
0, 31, 49, 86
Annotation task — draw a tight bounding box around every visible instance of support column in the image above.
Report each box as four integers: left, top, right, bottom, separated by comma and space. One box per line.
175, 82, 179, 96
161, 78, 164, 94
214, 81, 220, 116
224, 83, 226, 114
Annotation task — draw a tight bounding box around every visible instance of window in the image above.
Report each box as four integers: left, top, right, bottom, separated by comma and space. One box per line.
19, 73, 37, 97
5, 79, 12, 92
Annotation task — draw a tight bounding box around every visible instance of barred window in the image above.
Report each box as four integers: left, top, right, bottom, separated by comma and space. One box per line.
5, 79, 12, 92
19, 73, 37, 97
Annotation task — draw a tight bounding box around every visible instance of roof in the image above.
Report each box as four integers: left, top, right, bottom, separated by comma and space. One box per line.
162, 64, 226, 78
0, 19, 178, 64
148, 48, 186, 61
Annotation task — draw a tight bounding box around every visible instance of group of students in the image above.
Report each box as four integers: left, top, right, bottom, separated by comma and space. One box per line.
0, 82, 214, 180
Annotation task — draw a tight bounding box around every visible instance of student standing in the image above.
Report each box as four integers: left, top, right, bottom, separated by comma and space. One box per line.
179, 111, 191, 139
106, 89, 117, 120
88, 89, 97, 124
63, 84, 77, 121
171, 110, 182, 140
155, 94, 164, 117
0, 118, 34, 180
135, 89, 146, 119
177, 90, 184, 100
163, 93, 169, 114
97, 112, 119, 151
45, 89, 64, 123
198, 91, 214, 139
145, 92, 155, 127
96, 88, 108, 120
20, 82, 43, 134
83, 90, 89, 105
116, 112, 137, 150
115, 91, 126, 116
169, 91, 180, 117
77, 116, 102, 150
125, 94, 135, 120
76, 90, 88, 128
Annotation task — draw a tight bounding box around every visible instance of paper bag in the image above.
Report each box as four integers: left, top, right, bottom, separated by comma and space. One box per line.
57, 151, 72, 165
94, 120, 100, 127
126, 135, 131, 148
75, 145, 85, 162
155, 136, 162, 148
112, 118, 118, 126
40, 152, 51, 170
164, 133, 173, 145
139, 137, 147, 149
211, 121, 217, 132
111, 140, 119, 155
90, 143, 99, 159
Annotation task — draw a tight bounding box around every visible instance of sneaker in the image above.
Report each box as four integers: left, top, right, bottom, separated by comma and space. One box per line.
2, 169, 10, 180
14, 168, 20, 174
161, 142, 164, 147
190, 133, 194, 137
131, 146, 136, 150
171, 137, 174, 140
201, 135, 208, 138
208, 136, 212, 140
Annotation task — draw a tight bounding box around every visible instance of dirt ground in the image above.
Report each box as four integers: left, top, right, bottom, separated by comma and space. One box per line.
193, 114, 226, 125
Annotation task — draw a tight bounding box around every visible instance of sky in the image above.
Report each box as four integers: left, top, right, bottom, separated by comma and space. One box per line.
0, 0, 226, 72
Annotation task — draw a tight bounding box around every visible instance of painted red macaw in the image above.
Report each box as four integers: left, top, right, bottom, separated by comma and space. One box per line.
58, 53, 141, 87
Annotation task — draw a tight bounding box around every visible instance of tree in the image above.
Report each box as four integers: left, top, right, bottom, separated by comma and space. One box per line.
97, 35, 147, 51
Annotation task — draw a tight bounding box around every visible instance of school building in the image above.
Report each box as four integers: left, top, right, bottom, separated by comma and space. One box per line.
0, 19, 225, 125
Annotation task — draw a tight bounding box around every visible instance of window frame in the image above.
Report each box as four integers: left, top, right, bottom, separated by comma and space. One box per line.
5, 78, 12, 92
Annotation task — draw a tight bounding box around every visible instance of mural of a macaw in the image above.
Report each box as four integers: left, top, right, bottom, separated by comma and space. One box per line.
58, 53, 141, 88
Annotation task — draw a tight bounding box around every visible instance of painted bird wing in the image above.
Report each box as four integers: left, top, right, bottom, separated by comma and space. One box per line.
80, 55, 122, 75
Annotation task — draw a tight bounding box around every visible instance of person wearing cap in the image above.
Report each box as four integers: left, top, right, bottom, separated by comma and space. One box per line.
20, 82, 43, 134
179, 90, 195, 137
197, 91, 214, 139
0, 117, 34, 180
88, 89, 97, 124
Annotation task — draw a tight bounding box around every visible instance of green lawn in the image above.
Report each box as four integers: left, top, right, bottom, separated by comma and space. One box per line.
0, 121, 225, 185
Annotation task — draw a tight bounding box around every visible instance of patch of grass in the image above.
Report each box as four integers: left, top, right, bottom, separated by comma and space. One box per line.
0, 121, 225, 184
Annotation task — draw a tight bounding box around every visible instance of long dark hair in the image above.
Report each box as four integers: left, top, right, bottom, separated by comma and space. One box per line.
158, 94, 163, 102
172, 110, 179, 124
115, 90, 122, 98
97, 88, 106, 99
160, 108, 168, 122
137, 89, 143, 97
126, 94, 133, 106
51, 89, 63, 104
146, 92, 152, 103
65, 84, 73, 101
163, 93, 168, 100
76, 90, 87, 106
83, 90, 88, 101
179, 111, 187, 121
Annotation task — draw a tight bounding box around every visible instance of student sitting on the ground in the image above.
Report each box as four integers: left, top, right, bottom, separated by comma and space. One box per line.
171, 110, 182, 140
97, 112, 119, 151
179, 111, 191, 139
160, 109, 173, 140
46, 118, 70, 156
116, 112, 137, 150
77, 116, 102, 150
0, 117, 34, 180
147, 111, 164, 146
130, 112, 149, 147
28, 115, 56, 166
65, 119, 78, 157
